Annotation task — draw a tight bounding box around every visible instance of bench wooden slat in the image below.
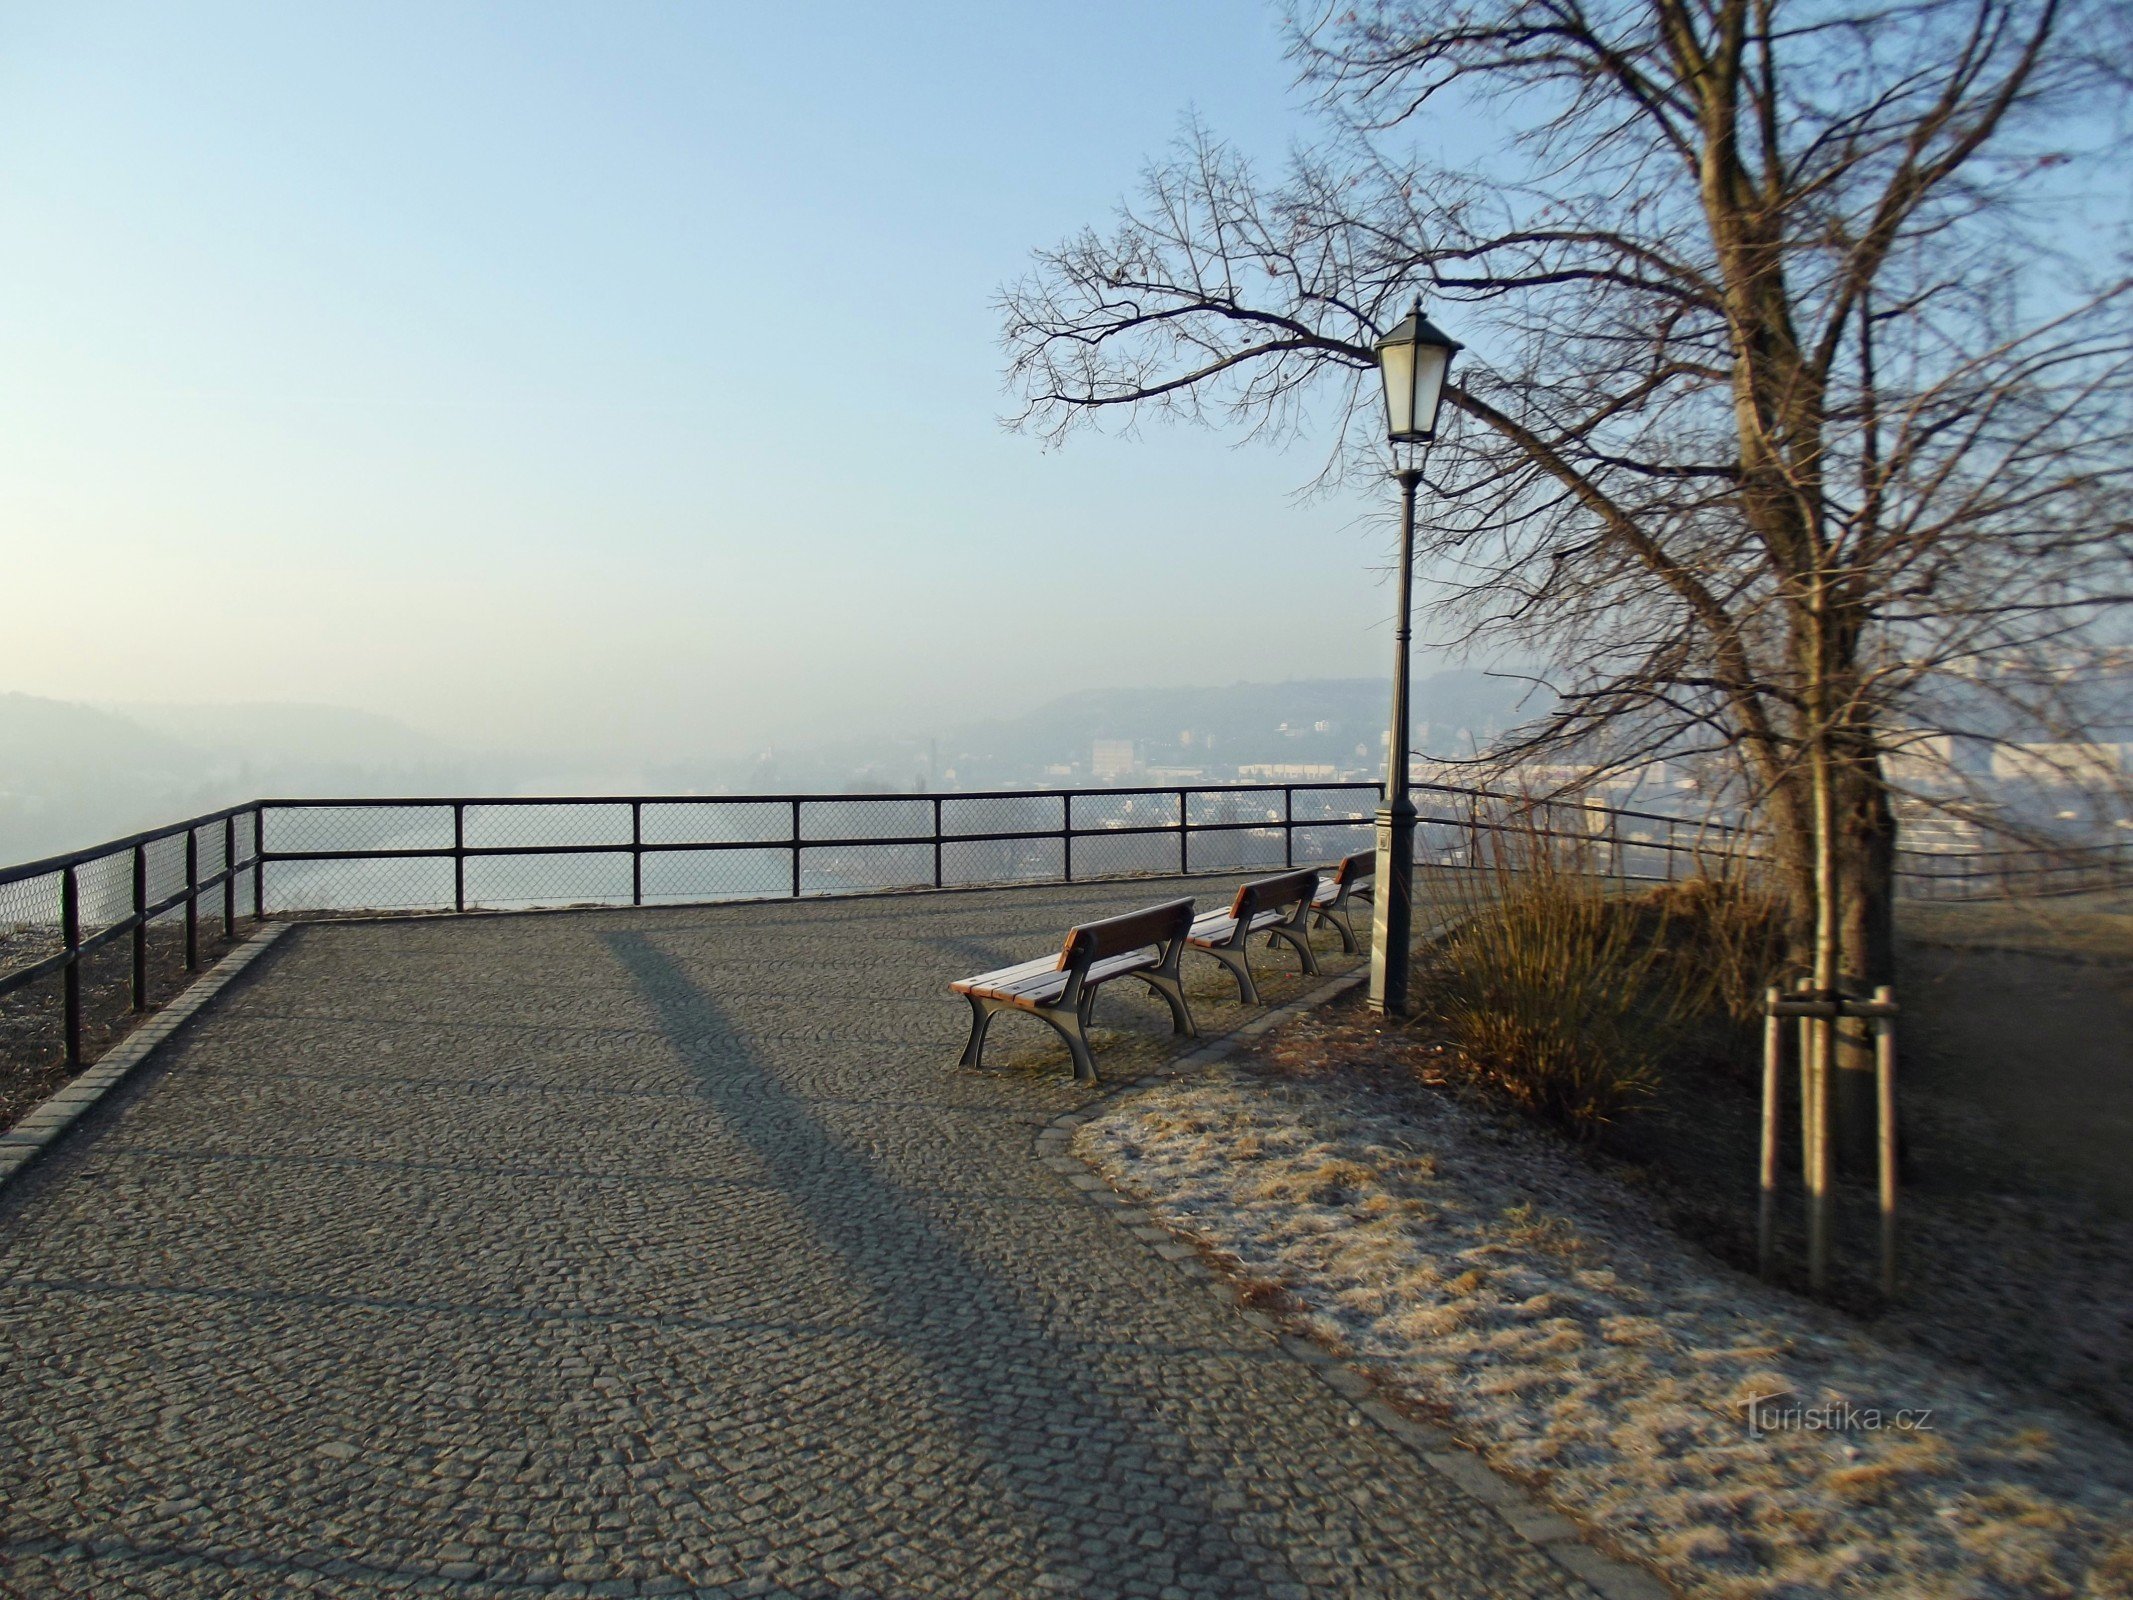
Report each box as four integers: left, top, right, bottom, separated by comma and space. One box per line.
954, 946, 1164, 1005
1062, 899, 1198, 966
950, 953, 1060, 994
1222, 866, 1318, 920
1188, 906, 1299, 945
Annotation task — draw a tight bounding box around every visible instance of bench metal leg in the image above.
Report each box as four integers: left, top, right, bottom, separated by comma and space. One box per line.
1198, 944, 1261, 1006
1035, 1005, 1100, 1084
1265, 924, 1321, 977
1136, 972, 1197, 1038
961, 997, 1098, 1082
958, 996, 1000, 1069
1312, 903, 1358, 955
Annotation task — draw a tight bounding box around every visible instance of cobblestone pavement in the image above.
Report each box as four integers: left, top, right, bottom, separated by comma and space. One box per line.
0, 880, 1590, 1599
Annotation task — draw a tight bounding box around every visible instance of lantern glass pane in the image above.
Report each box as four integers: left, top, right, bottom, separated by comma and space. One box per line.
1412, 344, 1452, 437
1379, 339, 1417, 438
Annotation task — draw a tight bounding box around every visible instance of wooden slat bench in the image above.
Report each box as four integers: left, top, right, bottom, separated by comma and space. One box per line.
1309, 849, 1376, 954
949, 899, 1198, 1083
1187, 868, 1321, 1006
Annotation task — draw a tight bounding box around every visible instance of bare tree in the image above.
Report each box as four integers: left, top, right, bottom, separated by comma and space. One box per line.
1000, 0, 2133, 1147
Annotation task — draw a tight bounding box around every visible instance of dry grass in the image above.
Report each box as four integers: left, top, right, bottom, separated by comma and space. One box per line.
1900, 887, 2133, 965
1079, 1060, 2133, 1599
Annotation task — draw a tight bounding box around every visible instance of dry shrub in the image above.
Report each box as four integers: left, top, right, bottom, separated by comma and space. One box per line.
1635, 873, 1792, 1031
1426, 815, 1794, 1128
1429, 830, 1701, 1134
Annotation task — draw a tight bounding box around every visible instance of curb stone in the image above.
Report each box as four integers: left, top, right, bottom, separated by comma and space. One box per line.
1033, 964, 1679, 1600
0, 923, 292, 1194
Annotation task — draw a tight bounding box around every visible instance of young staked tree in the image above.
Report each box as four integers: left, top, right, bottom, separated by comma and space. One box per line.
1000, 0, 2132, 1151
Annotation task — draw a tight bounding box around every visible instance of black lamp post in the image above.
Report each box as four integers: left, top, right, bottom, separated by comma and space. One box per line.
1369, 298, 1461, 1015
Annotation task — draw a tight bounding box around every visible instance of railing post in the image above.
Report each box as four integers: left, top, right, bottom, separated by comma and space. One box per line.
1178, 789, 1189, 875
183, 827, 199, 971
452, 802, 467, 913
631, 801, 644, 907
222, 814, 236, 936
130, 843, 148, 1012
1063, 794, 1074, 883
790, 799, 803, 898
1284, 786, 1294, 868
252, 805, 267, 919
61, 865, 82, 1066
932, 796, 944, 889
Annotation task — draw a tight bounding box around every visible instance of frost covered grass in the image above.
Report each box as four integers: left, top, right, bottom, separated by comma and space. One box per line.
1077, 1056, 2133, 1598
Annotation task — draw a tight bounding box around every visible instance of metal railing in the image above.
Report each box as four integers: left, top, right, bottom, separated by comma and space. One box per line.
249, 784, 1384, 914
1891, 835, 2133, 901
0, 805, 263, 1066
4, 781, 2123, 1068
243, 783, 1772, 917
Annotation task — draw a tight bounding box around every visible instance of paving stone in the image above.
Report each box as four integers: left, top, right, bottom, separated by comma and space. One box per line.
0, 882, 1592, 1599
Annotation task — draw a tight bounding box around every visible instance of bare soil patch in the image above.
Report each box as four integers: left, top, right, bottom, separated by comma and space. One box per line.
0, 918, 255, 1132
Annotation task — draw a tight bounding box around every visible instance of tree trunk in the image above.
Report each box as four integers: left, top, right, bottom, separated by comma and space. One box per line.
1831, 743, 1898, 1174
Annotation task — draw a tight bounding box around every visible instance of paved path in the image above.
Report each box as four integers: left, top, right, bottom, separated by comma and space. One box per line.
1, 882, 1587, 1599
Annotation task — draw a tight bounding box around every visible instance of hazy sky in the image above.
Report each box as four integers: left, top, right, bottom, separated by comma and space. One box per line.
0, 2, 1436, 760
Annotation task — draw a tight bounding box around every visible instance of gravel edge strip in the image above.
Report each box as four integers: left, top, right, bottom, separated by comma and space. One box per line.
1035, 968, 1675, 1600
0, 923, 292, 1193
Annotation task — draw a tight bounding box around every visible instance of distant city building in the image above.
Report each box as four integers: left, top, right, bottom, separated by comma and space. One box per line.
1091, 740, 1138, 781
1991, 742, 2127, 786
1237, 762, 1339, 782
1411, 759, 1473, 787
1142, 765, 1207, 782
1883, 732, 1956, 789
1891, 803, 1985, 854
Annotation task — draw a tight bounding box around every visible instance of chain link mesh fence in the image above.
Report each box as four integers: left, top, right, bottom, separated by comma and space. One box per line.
641, 847, 792, 903
940, 795, 1066, 887
1065, 791, 1180, 880
799, 796, 933, 841
799, 842, 934, 896
640, 801, 792, 901
642, 800, 788, 848
262, 804, 454, 913
0, 868, 63, 989
1290, 786, 1376, 871
1183, 788, 1290, 874
2, 808, 263, 1097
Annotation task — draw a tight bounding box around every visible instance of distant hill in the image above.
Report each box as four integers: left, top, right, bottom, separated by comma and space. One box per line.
0, 694, 488, 864
106, 701, 447, 769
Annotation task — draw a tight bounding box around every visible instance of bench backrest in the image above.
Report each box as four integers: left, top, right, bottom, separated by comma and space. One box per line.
1333, 849, 1375, 886
1228, 868, 1320, 920
1058, 898, 1196, 970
